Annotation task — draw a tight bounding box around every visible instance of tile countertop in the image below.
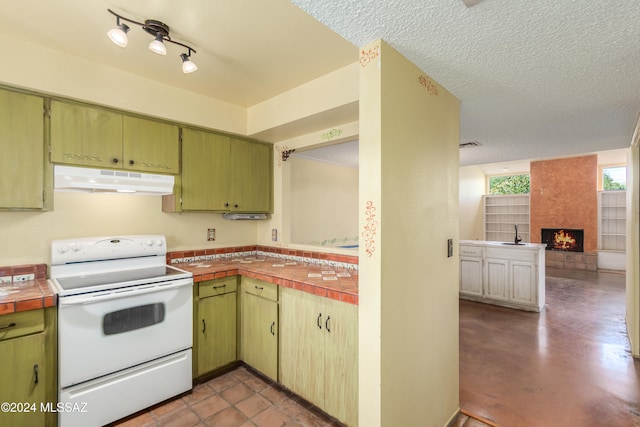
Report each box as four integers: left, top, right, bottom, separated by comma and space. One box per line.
175, 255, 359, 305
0, 263, 55, 315
460, 240, 547, 249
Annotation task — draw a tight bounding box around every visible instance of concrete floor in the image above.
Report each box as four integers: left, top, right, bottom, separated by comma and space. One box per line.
460, 268, 640, 427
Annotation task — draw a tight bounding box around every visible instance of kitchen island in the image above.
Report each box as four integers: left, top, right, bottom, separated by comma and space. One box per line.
460, 240, 546, 312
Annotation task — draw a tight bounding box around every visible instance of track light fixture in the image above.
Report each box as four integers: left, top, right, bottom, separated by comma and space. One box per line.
107, 9, 197, 73
180, 49, 197, 73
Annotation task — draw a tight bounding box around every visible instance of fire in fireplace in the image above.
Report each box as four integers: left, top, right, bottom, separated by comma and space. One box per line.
541, 228, 584, 252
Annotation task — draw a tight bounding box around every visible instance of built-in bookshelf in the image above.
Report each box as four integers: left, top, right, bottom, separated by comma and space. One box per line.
483, 194, 530, 243
598, 190, 626, 251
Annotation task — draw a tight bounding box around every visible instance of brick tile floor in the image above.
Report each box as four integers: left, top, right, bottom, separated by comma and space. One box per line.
111, 365, 343, 427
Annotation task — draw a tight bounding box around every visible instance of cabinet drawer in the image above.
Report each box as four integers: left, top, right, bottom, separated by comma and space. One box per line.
242, 277, 278, 301
0, 309, 44, 341
198, 277, 237, 298
485, 247, 537, 262
460, 245, 483, 257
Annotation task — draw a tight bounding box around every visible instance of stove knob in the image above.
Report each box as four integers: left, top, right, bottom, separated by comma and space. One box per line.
145, 239, 153, 247
70, 243, 80, 252
155, 239, 163, 247
58, 244, 69, 254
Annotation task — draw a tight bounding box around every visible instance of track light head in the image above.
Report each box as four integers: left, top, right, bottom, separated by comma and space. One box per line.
148, 33, 167, 55
107, 18, 130, 47
180, 53, 197, 73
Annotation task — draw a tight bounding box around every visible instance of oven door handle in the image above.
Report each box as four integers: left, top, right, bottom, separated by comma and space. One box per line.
59, 278, 193, 306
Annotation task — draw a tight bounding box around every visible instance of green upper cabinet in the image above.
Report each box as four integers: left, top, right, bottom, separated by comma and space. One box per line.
50, 100, 179, 174
229, 138, 273, 212
171, 129, 273, 213
122, 116, 180, 173
181, 128, 231, 211
50, 100, 122, 168
0, 88, 46, 209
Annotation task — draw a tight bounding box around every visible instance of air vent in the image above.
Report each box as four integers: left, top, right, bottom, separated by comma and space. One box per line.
459, 141, 481, 148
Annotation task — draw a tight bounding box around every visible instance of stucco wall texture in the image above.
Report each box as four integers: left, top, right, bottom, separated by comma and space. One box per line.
530, 155, 598, 253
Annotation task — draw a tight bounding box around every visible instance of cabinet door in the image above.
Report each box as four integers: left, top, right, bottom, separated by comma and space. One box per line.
50, 100, 123, 168
0, 89, 44, 209
0, 333, 46, 427
241, 292, 278, 380
460, 257, 483, 296
123, 116, 180, 173
229, 138, 273, 212
279, 288, 324, 408
197, 293, 236, 376
323, 298, 358, 427
484, 258, 509, 301
181, 128, 230, 211
510, 261, 536, 304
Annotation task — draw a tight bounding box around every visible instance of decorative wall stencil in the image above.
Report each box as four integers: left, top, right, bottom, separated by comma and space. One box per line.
275, 145, 294, 167
360, 45, 380, 67
321, 128, 343, 140
362, 201, 379, 257
418, 75, 439, 95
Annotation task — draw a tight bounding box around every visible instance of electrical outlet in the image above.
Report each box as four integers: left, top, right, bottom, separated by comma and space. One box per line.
0, 276, 11, 284
13, 274, 35, 282
207, 228, 216, 241
272, 229, 278, 242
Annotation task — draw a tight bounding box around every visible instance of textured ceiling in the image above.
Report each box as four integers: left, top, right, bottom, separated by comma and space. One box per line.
292, 0, 640, 166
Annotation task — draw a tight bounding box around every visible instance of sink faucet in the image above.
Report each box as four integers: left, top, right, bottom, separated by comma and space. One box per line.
514, 224, 522, 244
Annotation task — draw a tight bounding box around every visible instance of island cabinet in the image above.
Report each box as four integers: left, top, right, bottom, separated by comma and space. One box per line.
0, 87, 48, 210
459, 241, 545, 312
165, 128, 273, 213
240, 277, 278, 381
280, 288, 358, 427
459, 245, 483, 297
49, 100, 180, 173
0, 308, 56, 427
194, 277, 237, 378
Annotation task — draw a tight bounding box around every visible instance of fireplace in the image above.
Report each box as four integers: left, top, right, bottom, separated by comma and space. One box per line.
541, 228, 584, 252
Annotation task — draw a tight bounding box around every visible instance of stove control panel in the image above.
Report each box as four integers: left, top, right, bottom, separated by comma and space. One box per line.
51, 235, 167, 265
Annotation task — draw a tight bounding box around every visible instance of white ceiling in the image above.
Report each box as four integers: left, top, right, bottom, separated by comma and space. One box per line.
1, 0, 638, 169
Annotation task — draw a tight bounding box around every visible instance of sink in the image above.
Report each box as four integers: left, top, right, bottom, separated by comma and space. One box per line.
501, 242, 526, 245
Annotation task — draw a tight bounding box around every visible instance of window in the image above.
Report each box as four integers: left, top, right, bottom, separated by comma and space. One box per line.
488, 174, 530, 195
602, 166, 626, 190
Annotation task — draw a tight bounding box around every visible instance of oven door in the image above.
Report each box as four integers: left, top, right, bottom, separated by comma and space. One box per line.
58, 278, 193, 388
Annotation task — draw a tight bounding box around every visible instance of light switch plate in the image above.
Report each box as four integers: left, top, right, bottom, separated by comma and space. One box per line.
447, 238, 453, 257
207, 228, 216, 241
272, 229, 278, 242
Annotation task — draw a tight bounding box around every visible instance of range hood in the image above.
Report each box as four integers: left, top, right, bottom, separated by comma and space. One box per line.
54, 165, 174, 195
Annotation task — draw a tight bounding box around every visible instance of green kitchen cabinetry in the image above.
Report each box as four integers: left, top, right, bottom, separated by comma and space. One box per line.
229, 138, 273, 213
280, 288, 358, 426
240, 277, 278, 381
194, 277, 238, 378
165, 128, 273, 213
50, 100, 179, 174
179, 128, 231, 211
0, 308, 57, 427
0, 87, 49, 210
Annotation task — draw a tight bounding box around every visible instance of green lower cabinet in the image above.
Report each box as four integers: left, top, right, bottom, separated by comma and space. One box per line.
0, 332, 46, 427
240, 279, 278, 381
280, 288, 358, 426
195, 280, 237, 377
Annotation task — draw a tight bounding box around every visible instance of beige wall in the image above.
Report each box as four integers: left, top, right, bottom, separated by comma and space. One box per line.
0, 192, 257, 266
289, 157, 358, 247
459, 165, 486, 240
359, 40, 460, 426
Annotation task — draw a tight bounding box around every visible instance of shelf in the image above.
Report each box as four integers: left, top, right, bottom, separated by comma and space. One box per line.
484, 194, 530, 244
